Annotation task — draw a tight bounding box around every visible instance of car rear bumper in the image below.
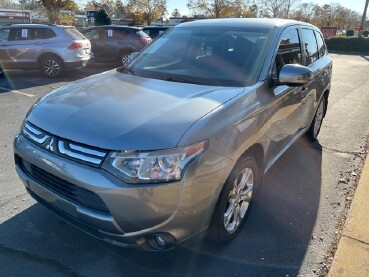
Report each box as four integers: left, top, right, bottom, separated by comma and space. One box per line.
64, 58, 92, 70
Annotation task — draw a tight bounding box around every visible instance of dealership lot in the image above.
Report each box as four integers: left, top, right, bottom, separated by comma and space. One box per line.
1, 54, 368, 276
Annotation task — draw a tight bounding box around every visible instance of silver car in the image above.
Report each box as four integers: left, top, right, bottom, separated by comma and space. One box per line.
14, 19, 332, 250
0, 24, 91, 77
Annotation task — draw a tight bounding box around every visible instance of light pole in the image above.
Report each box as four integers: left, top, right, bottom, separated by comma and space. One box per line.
359, 0, 369, 36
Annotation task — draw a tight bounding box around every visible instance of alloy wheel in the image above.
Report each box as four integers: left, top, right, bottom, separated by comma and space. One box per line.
44, 59, 61, 77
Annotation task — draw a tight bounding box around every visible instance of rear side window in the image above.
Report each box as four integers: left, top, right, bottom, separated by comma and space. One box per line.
83, 29, 99, 40
114, 29, 129, 39
64, 27, 87, 40
0, 28, 10, 40
33, 28, 56, 39
314, 31, 327, 58
8, 28, 30, 41
301, 28, 319, 65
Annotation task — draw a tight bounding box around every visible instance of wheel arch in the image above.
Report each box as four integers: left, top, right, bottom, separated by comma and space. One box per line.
37, 52, 65, 67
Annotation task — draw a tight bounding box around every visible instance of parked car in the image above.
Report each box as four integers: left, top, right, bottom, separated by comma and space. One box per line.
82, 26, 151, 65
142, 26, 171, 39
0, 24, 91, 78
14, 18, 332, 250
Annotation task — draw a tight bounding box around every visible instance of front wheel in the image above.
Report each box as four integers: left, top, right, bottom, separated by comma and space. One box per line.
40, 56, 64, 78
207, 156, 259, 242
308, 96, 326, 141
119, 50, 134, 66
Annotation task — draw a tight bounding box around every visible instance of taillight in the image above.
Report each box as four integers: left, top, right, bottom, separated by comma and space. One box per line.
136, 37, 151, 44
68, 43, 83, 50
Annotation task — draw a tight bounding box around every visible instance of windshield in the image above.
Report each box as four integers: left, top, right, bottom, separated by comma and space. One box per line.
124, 26, 273, 87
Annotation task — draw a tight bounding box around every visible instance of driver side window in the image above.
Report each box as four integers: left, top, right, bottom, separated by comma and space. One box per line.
0, 28, 10, 41
273, 29, 302, 78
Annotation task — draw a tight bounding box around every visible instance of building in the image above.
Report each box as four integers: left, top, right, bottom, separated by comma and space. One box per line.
0, 8, 31, 25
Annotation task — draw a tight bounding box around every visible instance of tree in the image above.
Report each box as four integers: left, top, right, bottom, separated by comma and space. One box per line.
41, 0, 78, 23
1, 0, 19, 8
126, 0, 167, 26
95, 9, 111, 25
18, 0, 40, 10
187, 0, 251, 18
257, 0, 299, 18
171, 8, 181, 17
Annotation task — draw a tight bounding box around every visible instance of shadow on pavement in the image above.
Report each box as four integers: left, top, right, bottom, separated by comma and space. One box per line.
0, 136, 322, 277
0, 64, 115, 92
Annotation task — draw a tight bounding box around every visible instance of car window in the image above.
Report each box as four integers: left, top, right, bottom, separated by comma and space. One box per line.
0, 28, 10, 41
64, 27, 87, 40
84, 29, 100, 40
8, 28, 31, 41
273, 28, 302, 78
301, 28, 319, 66
33, 28, 57, 39
314, 30, 327, 58
114, 29, 129, 39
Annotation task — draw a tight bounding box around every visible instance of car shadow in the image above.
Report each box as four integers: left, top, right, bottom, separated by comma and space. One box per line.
0, 64, 116, 93
0, 136, 322, 276
360, 55, 369, 62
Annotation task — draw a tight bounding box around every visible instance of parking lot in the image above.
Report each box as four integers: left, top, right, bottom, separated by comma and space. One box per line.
0, 54, 368, 276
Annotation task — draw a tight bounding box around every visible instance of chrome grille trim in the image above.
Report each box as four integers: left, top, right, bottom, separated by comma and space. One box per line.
58, 141, 103, 165
23, 122, 49, 144
22, 121, 108, 166
68, 143, 106, 158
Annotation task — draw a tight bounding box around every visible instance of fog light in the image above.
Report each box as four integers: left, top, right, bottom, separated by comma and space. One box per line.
145, 232, 177, 250
155, 235, 166, 247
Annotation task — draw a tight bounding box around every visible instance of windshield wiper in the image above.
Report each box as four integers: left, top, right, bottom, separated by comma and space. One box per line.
117, 66, 136, 76
165, 76, 201, 85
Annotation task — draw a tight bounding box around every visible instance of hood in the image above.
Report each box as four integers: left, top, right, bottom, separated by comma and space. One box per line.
27, 70, 244, 150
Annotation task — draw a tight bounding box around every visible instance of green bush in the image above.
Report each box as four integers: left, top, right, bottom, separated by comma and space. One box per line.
346, 29, 354, 36
325, 37, 369, 53
363, 31, 369, 37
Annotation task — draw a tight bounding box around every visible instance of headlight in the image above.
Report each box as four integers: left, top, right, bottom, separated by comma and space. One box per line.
102, 141, 207, 184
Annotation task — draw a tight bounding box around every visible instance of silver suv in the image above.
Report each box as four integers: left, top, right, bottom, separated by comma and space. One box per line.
14, 19, 332, 250
0, 24, 91, 77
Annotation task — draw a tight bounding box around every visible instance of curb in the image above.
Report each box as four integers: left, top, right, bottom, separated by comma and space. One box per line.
328, 154, 369, 276
328, 50, 369, 56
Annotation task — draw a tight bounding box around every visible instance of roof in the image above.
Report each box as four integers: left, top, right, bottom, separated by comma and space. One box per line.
177, 18, 313, 29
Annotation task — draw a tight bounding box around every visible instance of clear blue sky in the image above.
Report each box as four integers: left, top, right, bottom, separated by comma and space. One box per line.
167, 0, 367, 16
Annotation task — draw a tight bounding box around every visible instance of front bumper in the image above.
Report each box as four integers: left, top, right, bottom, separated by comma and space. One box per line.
14, 135, 234, 250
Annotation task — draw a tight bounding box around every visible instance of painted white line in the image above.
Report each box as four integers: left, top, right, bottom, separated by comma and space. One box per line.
0, 86, 34, 97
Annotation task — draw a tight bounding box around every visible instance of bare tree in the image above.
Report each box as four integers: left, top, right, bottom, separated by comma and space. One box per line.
257, 0, 299, 18
187, 0, 254, 18
171, 8, 181, 17
126, 0, 167, 25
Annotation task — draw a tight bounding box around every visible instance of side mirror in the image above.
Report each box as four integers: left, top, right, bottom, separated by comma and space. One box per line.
278, 64, 312, 86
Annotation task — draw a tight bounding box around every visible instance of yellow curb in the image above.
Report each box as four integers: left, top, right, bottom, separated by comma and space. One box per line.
328, 155, 369, 277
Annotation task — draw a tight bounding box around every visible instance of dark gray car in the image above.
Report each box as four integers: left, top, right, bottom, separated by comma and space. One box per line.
14, 18, 332, 250
82, 26, 151, 65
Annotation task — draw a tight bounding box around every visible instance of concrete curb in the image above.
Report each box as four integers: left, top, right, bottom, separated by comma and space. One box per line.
328, 155, 369, 276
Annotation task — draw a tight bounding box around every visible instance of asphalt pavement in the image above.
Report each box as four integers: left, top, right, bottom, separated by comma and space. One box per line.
0, 55, 368, 277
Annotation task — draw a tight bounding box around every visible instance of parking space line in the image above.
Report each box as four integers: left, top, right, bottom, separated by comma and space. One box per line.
0, 86, 34, 97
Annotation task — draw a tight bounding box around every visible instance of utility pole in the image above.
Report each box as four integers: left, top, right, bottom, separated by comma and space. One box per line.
359, 0, 369, 36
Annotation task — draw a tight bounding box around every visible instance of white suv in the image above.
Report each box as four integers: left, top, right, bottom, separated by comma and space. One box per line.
0, 24, 92, 78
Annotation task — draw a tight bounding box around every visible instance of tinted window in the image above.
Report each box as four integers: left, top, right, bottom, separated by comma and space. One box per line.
0, 28, 10, 40
8, 28, 30, 41
114, 29, 129, 39
314, 31, 327, 58
64, 27, 87, 40
301, 28, 319, 65
33, 28, 56, 39
84, 29, 99, 40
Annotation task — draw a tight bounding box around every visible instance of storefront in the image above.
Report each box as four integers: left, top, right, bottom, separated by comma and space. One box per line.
0, 9, 31, 25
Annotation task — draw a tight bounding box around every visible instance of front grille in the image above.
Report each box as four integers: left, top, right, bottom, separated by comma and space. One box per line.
17, 156, 110, 214
22, 121, 108, 167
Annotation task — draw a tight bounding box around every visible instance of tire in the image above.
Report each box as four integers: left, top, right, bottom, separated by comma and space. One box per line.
119, 49, 134, 66
40, 56, 64, 78
207, 156, 259, 242
308, 96, 326, 141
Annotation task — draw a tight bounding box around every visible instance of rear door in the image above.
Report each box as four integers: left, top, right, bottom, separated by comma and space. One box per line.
5, 27, 44, 68
299, 28, 331, 128
0, 28, 11, 66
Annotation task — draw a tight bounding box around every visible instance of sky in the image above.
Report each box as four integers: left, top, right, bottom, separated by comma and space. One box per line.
167, 0, 367, 16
